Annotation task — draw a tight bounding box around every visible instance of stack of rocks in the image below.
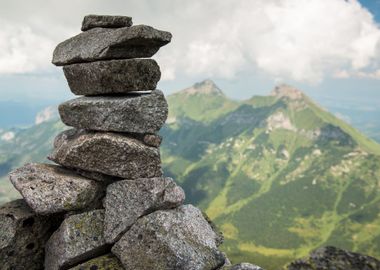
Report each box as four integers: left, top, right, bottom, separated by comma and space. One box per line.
0, 15, 263, 270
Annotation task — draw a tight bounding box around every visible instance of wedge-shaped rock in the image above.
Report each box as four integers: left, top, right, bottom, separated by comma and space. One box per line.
0, 199, 59, 270
49, 129, 162, 179
112, 205, 226, 270
52, 25, 172, 66
69, 253, 124, 270
63, 59, 160, 95
45, 210, 108, 270
59, 90, 168, 133
104, 177, 185, 243
9, 163, 104, 215
81, 14, 133, 31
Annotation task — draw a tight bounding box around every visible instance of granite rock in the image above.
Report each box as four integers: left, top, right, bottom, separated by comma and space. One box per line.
63, 59, 160, 95
73, 168, 122, 183
49, 129, 162, 179
222, 263, 265, 270
58, 90, 168, 134
9, 163, 104, 215
45, 210, 109, 270
203, 211, 224, 246
104, 177, 185, 243
112, 204, 226, 270
0, 199, 59, 270
81, 14, 132, 31
141, 133, 162, 147
69, 253, 123, 270
286, 246, 380, 270
52, 25, 172, 66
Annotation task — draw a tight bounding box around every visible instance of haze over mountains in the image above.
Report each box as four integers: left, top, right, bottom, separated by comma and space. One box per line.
0, 80, 379, 269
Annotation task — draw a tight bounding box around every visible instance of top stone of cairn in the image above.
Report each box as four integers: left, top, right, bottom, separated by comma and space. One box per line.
81, 14, 133, 31
52, 24, 172, 66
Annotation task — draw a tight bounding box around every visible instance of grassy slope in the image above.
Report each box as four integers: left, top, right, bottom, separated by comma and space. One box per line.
163, 90, 380, 269
0, 120, 66, 203
0, 84, 379, 269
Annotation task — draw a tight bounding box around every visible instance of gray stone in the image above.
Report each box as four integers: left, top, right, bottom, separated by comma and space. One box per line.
112, 204, 226, 270
104, 177, 185, 243
73, 168, 122, 183
58, 90, 168, 134
63, 59, 160, 95
0, 199, 59, 270
81, 14, 133, 31
141, 133, 162, 147
45, 210, 109, 270
9, 163, 104, 215
69, 253, 124, 270
223, 263, 265, 270
286, 246, 380, 270
52, 25, 172, 66
49, 129, 162, 179
203, 211, 224, 246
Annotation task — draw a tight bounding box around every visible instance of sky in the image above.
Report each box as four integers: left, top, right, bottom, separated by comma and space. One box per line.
0, 0, 379, 105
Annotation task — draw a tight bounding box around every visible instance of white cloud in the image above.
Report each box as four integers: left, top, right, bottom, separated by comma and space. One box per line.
0, 0, 380, 84
159, 0, 380, 83
0, 20, 55, 74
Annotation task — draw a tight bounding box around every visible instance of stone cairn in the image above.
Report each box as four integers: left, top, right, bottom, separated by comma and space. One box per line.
0, 15, 262, 270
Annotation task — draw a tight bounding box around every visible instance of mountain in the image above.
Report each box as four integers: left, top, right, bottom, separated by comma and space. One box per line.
0, 80, 379, 270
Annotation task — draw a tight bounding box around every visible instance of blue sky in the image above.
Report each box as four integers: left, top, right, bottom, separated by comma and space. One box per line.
0, 0, 379, 108
360, 0, 380, 21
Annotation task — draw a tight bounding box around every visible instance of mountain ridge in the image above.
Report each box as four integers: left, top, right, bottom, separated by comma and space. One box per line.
0, 80, 379, 270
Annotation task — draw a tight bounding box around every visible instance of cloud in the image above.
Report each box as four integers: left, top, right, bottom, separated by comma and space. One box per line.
159, 0, 380, 83
0, 20, 55, 74
0, 0, 380, 84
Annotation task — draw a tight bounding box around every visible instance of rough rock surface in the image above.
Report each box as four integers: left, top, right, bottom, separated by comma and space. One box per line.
203, 211, 224, 246
9, 163, 104, 215
222, 263, 264, 270
0, 199, 58, 270
73, 168, 122, 183
104, 177, 185, 243
58, 90, 168, 134
286, 246, 380, 270
52, 25, 172, 66
49, 129, 162, 179
63, 59, 160, 95
45, 210, 109, 270
141, 133, 162, 147
81, 14, 132, 31
112, 204, 226, 270
69, 253, 123, 270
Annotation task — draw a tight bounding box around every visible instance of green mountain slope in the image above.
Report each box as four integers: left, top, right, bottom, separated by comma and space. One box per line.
0, 80, 379, 269
0, 121, 65, 202
161, 82, 380, 269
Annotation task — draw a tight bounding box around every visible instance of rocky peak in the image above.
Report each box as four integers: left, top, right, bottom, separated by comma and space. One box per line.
183, 79, 224, 96
270, 84, 304, 100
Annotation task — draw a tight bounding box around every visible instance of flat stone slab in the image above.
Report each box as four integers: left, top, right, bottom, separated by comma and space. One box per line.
63, 59, 160, 95
52, 25, 172, 66
104, 177, 185, 243
58, 90, 168, 134
49, 129, 162, 179
9, 163, 104, 215
112, 205, 226, 270
45, 210, 109, 270
82, 14, 133, 31
0, 199, 58, 270
69, 253, 124, 270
